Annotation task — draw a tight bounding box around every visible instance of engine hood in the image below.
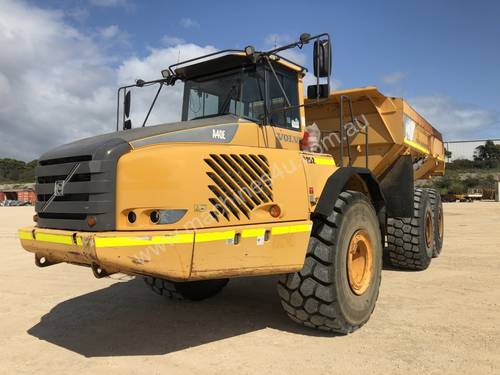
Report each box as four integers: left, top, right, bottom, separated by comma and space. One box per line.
39, 114, 242, 162
34, 114, 243, 231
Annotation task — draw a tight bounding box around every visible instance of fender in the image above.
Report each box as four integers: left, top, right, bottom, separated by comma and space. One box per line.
314, 167, 386, 219
378, 155, 415, 218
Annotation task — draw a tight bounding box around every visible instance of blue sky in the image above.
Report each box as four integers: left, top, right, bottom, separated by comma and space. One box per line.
54, 0, 500, 106
0, 0, 499, 160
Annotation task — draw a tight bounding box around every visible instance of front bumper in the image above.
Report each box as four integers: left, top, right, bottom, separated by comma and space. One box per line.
18, 221, 312, 281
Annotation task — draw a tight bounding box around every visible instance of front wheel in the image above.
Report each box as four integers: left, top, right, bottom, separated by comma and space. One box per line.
277, 191, 382, 334
144, 277, 229, 301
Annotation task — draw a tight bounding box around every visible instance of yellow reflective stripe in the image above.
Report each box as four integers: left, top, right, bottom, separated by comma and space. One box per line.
94, 233, 194, 248
18, 229, 79, 245
271, 224, 312, 236
19, 223, 312, 249
196, 230, 235, 243
314, 157, 335, 166
241, 228, 266, 238
36, 233, 73, 245
18, 230, 33, 240
404, 138, 430, 154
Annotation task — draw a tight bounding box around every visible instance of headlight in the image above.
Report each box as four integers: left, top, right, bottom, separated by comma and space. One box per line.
150, 209, 187, 224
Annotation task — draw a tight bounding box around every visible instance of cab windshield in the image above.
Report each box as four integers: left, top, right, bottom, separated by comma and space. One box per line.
181, 64, 301, 129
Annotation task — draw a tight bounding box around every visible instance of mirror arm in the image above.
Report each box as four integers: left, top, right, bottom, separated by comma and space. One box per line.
123, 88, 127, 129
116, 87, 121, 131
142, 82, 164, 127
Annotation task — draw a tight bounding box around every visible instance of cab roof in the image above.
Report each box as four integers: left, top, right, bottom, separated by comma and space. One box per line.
172, 50, 305, 80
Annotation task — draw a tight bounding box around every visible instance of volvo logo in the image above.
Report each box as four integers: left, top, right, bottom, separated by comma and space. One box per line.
54, 180, 66, 197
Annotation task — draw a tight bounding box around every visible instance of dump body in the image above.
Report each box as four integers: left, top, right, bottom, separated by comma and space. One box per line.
305, 87, 445, 180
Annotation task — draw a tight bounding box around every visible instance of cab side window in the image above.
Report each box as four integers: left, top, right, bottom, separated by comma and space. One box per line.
267, 69, 301, 131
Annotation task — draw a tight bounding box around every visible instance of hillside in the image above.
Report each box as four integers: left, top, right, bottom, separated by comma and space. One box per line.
0, 159, 37, 183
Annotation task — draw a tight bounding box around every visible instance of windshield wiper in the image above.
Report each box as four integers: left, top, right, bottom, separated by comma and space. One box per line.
218, 83, 239, 115
263, 56, 291, 107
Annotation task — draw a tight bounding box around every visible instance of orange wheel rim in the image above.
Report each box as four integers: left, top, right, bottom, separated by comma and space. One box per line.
425, 211, 433, 249
347, 229, 373, 295
438, 207, 444, 239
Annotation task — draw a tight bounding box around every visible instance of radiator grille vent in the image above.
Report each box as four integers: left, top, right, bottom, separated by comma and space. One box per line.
204, 154, 272, 222
35, 154, 115, 230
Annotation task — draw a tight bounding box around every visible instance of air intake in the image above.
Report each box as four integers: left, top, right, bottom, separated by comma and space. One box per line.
204, 154, 273, 222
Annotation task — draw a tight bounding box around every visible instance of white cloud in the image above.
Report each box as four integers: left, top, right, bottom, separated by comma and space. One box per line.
381, 71, 408, 85
179, 17, 199, 29
161, 35, 185, 46
0, 0, 215, 161
99, 24, 120, 38
65, 7, 89, 23
89, 0, 128, 7
410, 95, 500, 141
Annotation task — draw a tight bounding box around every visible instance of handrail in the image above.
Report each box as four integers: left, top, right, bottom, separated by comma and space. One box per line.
339, 95, 369, 168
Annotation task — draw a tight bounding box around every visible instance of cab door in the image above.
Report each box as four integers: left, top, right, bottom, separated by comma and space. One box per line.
258, 66, 305, 150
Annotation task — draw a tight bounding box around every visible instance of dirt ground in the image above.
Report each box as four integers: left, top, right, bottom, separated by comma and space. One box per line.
1, 203, 499, 375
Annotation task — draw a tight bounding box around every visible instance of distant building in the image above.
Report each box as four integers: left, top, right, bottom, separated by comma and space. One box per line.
0, 183, 36, 204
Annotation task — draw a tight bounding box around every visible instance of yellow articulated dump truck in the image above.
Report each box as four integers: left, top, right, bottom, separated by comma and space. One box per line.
19, 33, 445, 333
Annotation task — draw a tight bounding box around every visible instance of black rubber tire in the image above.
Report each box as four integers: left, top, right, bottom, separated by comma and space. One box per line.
426, 188, 444, 257
277, 191, 382, 334
386, 188, 434, 270
144, 277, 229, 301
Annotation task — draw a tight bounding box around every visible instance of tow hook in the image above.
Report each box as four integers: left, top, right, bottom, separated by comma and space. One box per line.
91, 263, 113, 278
35, 254, 60, 267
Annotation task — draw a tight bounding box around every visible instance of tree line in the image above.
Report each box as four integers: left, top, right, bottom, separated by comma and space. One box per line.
447, 140, 500, 170
0, 159, 37, 183
435, 140, 500, 196
0, 141, 498, 185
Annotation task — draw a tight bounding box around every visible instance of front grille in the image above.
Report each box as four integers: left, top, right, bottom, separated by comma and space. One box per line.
39, 155, 92, 166
38, 212, 87, 221
204, 154, 272, 222
35, 154, 115, 231
37, 193, 90, 202
37, 173, 91, 184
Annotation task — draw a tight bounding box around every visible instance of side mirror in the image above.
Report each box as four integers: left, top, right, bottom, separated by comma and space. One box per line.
313, 39, 332, 78
124, 90, 131, 118
307, 84, 330, 99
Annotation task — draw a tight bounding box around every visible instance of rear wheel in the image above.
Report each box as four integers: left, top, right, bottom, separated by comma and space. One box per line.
426, 188, 444, 257
386, 188, 434, 270
277, 191, 382, 334
144, 277, 229, 301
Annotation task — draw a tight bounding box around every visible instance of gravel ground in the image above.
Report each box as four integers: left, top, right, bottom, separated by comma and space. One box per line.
1, 203, 499, 374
